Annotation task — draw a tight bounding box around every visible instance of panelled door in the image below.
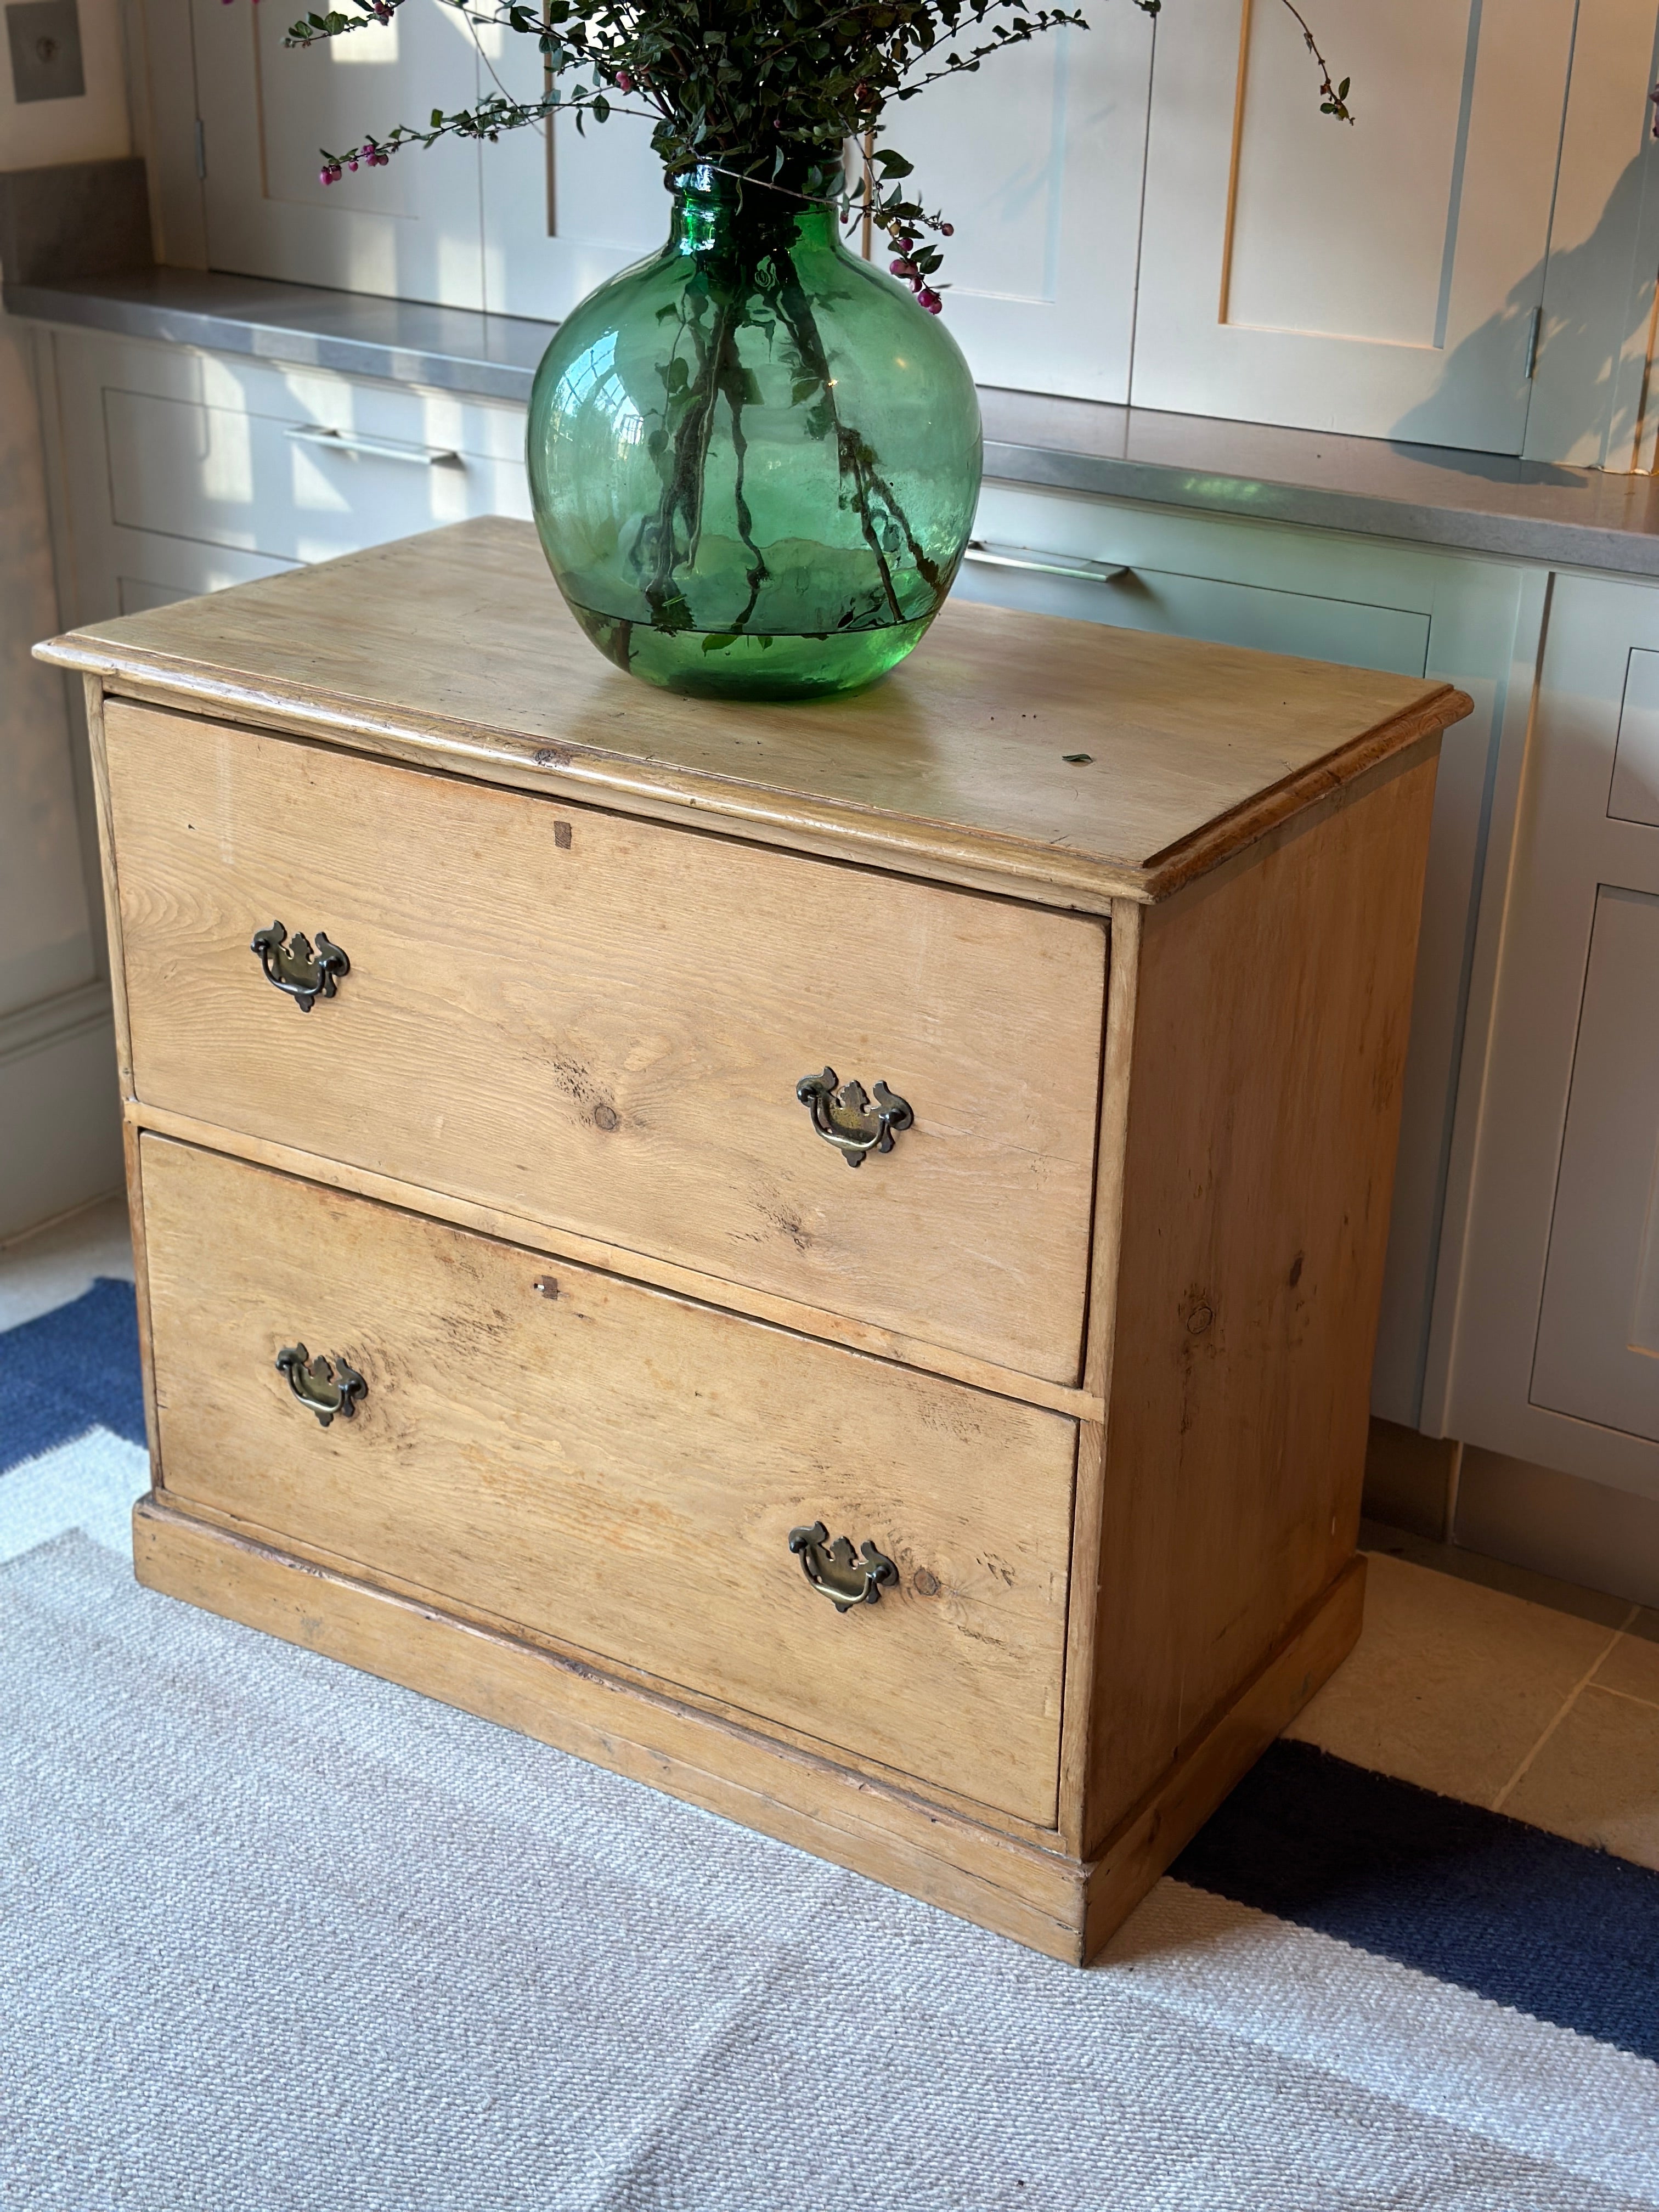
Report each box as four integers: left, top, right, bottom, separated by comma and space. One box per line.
1531, 881, 1659, 1441
192, 0, 486, 306
476, 12, 1156, 400
1132, 0, 1578, 450
845, 12, 1154, 402
476, 14, 666, 324
1448, 572, 1659, 1503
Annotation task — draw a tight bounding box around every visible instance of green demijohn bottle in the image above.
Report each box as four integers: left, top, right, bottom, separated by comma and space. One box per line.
527, 160, 983, 702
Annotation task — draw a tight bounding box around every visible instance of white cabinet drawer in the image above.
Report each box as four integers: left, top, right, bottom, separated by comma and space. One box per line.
58, 324, 533, 466
962, 484, 1430, 677
53, 328, 534, 589
109, 531, 296, 616
103, 386, 532, 565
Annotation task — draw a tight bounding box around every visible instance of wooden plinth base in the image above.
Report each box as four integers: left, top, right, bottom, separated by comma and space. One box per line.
133, 1494, 1364, 1965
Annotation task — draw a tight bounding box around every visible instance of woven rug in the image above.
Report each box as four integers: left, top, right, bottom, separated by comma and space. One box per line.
4, 1282, 1659, 2211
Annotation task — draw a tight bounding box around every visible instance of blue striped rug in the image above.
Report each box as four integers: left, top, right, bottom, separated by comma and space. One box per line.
4, 1277, 1657, 2210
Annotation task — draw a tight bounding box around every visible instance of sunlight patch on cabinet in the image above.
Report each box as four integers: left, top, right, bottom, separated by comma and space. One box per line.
252, 1, 411, 216
1224, 0, 1479, 347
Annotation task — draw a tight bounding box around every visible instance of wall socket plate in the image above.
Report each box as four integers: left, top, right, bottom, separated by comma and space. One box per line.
7, 0, 85, 102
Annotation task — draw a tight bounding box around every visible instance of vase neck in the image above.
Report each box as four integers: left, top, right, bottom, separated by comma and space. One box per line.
665, 161, 843, 259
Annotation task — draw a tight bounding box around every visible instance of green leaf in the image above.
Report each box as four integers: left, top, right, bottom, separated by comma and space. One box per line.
701, 632, 741, 653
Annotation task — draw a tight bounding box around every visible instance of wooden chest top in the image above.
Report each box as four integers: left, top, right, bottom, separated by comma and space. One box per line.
38, 515, 1470, 909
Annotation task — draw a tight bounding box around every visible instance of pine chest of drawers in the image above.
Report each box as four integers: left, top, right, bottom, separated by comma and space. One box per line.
40, 516, 1471, 1963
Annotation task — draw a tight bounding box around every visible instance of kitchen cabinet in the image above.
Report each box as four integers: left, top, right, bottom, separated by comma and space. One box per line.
1441, 569, 1659, 1506
1132, 0, 1579, 450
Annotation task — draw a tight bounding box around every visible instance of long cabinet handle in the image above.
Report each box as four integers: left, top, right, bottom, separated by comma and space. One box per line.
963, 538, 1130, 584
286, 424, 462, 467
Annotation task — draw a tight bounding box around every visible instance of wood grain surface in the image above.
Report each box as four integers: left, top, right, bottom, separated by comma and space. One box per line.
140, 1135, 1079, 1826
1080, 1558, 1365, 1956
129, 1492, 1361, 1962
59, 518, 1459, 1961
106, 698, 1105, 1384
1081, 749, 1439, 1853
122, 1099, 1107, 1422
40, 516, 1472, 906
133, 1493, 1094, 1959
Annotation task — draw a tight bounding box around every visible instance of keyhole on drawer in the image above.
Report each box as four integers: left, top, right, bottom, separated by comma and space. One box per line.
533, 1275, 560, 1300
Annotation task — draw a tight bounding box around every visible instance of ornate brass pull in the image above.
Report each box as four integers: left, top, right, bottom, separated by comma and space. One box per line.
795, 1068, 913, 1168
251, 921, 349, 1012
275, 1343, 366, 1427
788, 1521, 898, 1612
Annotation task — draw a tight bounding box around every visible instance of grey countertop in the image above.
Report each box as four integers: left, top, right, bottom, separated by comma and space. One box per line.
4, 266, 552, 402
12, 264, 1659, 578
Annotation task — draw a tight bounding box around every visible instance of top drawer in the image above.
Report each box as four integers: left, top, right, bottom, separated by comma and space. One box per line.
103, 702, 1106, 1383
103, 386, 530, 568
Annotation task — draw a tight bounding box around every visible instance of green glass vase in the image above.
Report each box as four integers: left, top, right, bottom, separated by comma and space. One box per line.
526, 161, 983, 701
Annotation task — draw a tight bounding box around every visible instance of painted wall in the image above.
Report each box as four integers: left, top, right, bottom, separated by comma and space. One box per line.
0, 0, 131, 1237
0, 0, 128, 166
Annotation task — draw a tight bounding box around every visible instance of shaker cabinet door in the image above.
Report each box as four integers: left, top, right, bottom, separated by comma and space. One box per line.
191, 0, 486, 308
1131, 0, 1577, 450
475, 18, 667, 324
1531, 886, 1659, 1444
868, 12, 1154, 403
1447, 573, 1659, 1498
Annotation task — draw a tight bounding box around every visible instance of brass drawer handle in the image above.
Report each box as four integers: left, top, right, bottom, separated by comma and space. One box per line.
251, 921, 350, 1012
275, 1343, 366, 1427
788, 1521, 898, 1612
795, 1068, 913, 1168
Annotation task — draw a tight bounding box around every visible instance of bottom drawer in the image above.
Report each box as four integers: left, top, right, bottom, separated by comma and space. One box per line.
140, 1137, 1077, 1826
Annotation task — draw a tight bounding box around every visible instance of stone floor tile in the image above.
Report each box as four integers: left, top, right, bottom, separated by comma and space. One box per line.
1359, 1519, 1634, 1630
1593, 1630, 1659, 1708
1501, 1683, 1659, 1869
1286, 1551, 1621, 1805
